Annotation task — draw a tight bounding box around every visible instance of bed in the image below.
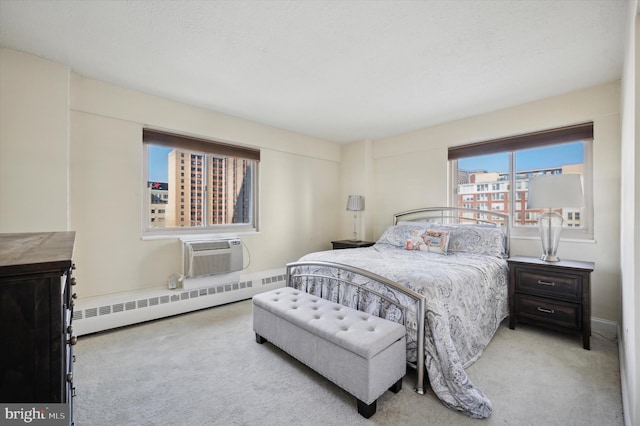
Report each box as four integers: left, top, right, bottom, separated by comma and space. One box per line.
286, 207, 509, 418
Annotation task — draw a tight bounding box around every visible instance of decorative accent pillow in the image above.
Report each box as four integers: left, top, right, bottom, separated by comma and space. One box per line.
377, 224, 435, 247
404, 229, 450, 254
404, 229, 427, 250
421, 229, 450, 254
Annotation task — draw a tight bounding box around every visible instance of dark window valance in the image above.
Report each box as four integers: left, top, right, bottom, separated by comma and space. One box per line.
143, 129, 260, 161
448, 122, 593, 160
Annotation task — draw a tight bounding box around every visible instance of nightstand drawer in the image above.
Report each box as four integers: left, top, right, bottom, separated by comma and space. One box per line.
515, 269, 582, 301
515, 295, 582, 331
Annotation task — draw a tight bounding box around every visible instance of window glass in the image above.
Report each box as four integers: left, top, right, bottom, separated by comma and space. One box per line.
144, 133, 259, 236
514, 142, 584, 228
452, 140, 591, 238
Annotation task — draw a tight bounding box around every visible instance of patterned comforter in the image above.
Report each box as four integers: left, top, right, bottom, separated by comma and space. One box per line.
296, 242, 508, 418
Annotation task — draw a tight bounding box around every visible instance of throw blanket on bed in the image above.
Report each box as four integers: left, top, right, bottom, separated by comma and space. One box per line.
297, 242, 508, 418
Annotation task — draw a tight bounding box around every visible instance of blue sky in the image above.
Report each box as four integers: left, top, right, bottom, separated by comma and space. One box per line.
458, 141, 584, 172
149, 141, 584, 183
148, 146, 172, 182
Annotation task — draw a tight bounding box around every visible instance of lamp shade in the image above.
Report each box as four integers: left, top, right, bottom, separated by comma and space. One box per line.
346, 195, 364, 211
527, 174, 584, 209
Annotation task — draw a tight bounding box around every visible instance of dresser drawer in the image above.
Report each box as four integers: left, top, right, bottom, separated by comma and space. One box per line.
514, 268, 582, 301
515, 294, 582, 331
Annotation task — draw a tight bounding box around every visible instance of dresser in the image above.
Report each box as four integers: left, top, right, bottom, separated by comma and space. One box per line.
508, 255, 594, 349
0, 232, 77, 422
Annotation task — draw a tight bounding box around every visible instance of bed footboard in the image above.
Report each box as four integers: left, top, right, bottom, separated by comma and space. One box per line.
286, 261, 427, 395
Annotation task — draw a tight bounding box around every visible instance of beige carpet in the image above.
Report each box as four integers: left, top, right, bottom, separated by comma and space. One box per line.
73, 299, 623, 425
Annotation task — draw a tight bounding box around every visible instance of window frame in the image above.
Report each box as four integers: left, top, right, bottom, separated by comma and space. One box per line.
448, 123, 594, 241
142, 129, 260, 239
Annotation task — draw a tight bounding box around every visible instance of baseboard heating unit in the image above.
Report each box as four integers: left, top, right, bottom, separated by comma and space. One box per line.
73, 268, 286, 336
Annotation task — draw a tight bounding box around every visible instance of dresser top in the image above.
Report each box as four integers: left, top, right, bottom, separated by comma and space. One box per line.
0, 232, 75, 276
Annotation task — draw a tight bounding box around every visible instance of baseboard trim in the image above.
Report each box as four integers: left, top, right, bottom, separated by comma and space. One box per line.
74, 268, 285, 336
591, 316, 618, 341
617, 323, 632, 426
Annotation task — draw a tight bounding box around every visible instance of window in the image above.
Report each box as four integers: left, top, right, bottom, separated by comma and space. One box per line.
449, 123, 593, 239
143, 129, 260, 237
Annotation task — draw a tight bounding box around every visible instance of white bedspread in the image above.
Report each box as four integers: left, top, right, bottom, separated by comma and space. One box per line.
296, 242, 508, 418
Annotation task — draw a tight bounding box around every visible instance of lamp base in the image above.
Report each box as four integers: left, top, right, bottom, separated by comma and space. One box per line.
540, 254, 561, 262
538, 211, 563, 264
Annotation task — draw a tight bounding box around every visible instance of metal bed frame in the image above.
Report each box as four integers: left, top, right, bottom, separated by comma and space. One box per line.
285, 207, 510, 396
393, 206, 510, 256
286, 261, 427, 394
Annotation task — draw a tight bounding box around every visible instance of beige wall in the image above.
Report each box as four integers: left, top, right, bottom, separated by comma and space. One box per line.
339, 140, 375, 241
2, 41, 635, 423
0, 47, 624, 323
1, 48, 342, 300
69, 77, 342, 298
363, 82, 622, 325
0, 49, 70, 232
619, 4, 639, 425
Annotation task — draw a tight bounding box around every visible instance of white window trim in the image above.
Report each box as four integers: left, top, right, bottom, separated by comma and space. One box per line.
448, 138, 594, 241
141, 133, 260, 239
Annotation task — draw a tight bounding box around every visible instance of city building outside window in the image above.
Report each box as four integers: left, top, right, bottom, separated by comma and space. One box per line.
143, 129, 260, 237
449, 123, 593, 239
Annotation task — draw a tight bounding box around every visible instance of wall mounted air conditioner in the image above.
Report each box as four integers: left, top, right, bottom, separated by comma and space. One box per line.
183, 239, 243, 278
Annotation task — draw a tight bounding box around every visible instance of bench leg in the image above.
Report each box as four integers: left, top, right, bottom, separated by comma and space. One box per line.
357, 399, 376, 418
389, 377, 402, 393
255, 333, 267, 344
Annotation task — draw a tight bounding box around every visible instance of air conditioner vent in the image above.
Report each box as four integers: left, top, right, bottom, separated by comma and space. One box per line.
183, 239, 243, 277
190, 241, 230, 251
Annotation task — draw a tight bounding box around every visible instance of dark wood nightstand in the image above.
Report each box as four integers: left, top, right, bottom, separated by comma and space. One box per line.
331, 240, 375, 250
508, 256, 594, 350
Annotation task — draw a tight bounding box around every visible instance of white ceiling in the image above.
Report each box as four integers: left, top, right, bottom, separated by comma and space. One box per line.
0, 0, 630, 143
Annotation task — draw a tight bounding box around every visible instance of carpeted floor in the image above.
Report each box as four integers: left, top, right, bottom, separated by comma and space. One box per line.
73, 299, 623, 425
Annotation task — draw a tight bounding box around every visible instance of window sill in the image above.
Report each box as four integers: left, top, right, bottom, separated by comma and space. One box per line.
141, 230, 259, 241
511, 235, 596, 244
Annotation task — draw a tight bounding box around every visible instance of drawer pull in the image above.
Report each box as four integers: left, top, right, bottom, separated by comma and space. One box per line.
537, 307, 555, 314
537, 280, 556, 286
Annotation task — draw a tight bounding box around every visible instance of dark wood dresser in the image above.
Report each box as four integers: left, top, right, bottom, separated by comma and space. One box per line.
0, 232, 77, 422
508, 255, 594, 349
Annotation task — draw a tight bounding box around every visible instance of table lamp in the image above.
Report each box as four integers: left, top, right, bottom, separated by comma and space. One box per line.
346, 195, 364, 241
527, 174, 584, 262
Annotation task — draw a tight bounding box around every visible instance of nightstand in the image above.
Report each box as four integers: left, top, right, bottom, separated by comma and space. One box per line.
331, 240, 375, 250
508, 256, 594, 350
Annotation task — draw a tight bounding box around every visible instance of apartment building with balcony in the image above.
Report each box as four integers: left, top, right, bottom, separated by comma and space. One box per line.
147, 181, 168, 227
163, 150, 252, 228
456, 163, 584, 228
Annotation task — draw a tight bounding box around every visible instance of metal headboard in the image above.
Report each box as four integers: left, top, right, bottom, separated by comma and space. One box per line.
393, 207, 510, 256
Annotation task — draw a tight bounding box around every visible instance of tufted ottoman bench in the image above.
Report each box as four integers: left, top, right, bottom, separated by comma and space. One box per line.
252, 286, 406, 418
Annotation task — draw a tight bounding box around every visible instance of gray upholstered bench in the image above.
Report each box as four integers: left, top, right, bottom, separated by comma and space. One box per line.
252, 287, 406, 418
